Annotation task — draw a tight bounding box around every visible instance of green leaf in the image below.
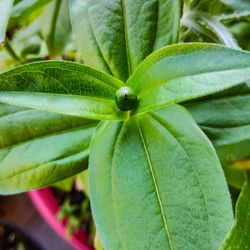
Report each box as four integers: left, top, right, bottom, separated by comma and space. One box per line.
183, 11, 239, 49
79, 170, 90, 198
0, 0, 14, 44
0, 61, 126, 120
195, 12, 239, 49
70, 0, 181, 80
70, 0, 112, 75
127, 43, 250, 115
0, 103, 97, 194
181, 15, 219, 43
220, 0, 250, 12
9, 0, 52, 28
222, 172, 250, 249
186, 95, 250, 128
223, 163, 245, 190
42, 0, 72, 58
218, 11, 250, 22
185, 94, 250, 189
89, 105, 233, 249
191, 0, 229, 14
186, 94, 250, 146
216, 140, 250, 166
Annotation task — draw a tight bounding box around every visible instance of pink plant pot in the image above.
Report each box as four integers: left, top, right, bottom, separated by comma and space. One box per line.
29, 188, 92, 250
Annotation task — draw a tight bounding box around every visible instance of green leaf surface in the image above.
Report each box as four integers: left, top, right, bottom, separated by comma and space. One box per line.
223, 163, 245, 190
89, 105, 233, 249
181, 15, 219, 43
70, 0, 181, 80
196, 12, 239, 49
127, 44, 250, 115
0, 103, 97, 195
191, 0, 229, 14
9, 0, 52, 28
0, 61, 125, 120
220, 0, 250, 12
42, 0, 72, 58
0, 0, 14, 44
222, 172, 250, 249
217, 139, 250, 165
184, 12, 239, 49
218, 11, 250, 22
186, 95, 250, 128
70, 0, 112, 75
186, 94, 250, 189
186, 94, 250, 146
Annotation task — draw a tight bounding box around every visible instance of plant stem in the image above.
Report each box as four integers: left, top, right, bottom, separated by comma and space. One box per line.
1, 38, 20, 62
46, 0, 62, 58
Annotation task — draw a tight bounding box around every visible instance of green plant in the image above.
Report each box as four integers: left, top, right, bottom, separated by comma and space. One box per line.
0, 0, 250, 249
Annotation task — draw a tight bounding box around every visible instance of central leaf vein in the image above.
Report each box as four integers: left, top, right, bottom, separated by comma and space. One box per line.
121, 0, 131, 75
136, 121, 174, 250
149, 111, 211, 244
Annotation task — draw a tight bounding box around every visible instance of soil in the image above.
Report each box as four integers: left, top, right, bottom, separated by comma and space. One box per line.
0, 222, 44, 250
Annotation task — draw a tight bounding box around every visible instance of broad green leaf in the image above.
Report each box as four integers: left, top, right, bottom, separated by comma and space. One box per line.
196, 121, 250, 148
0, 0, 14, 44
186, 95, 250, 128
70, 0, 111, 75
0, 61, 126, 120
186, 94, 250, 189
70, 0, 181, 80
42, 0, 72, 58
222, 172, 250, 249
89, 105, 233, 249
220, 0, 250, 12
186, 95, 250, 146
0, 103, 97, 195
8, 0, 52, 28
127, 44, 250, 115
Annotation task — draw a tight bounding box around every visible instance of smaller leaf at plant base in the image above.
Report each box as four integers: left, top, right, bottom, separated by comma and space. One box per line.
222, 172, 250, 249
89, 105, 233, 250
0, 61, 126, 120
0, 103, 97, 194
127, 43, 250, 115
0, 0, 14, 44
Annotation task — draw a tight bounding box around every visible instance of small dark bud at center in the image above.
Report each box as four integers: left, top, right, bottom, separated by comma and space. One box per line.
115, 87, 138, 111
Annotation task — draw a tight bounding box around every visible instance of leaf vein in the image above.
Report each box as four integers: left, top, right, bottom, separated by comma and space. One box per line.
136, 121, 174, 250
